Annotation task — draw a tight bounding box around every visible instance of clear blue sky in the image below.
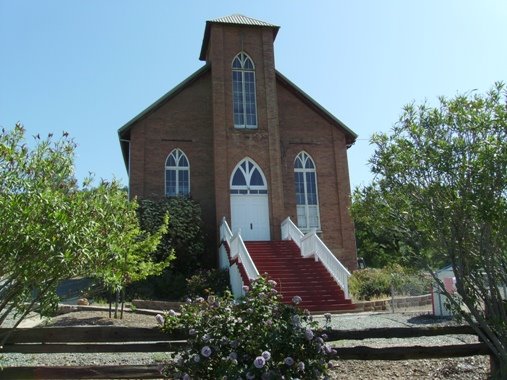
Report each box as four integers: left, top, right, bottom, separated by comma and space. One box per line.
1, 1, 506, 190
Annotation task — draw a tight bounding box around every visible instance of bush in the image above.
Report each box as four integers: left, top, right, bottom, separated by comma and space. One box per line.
126, 269, 187, 301
350, 265, 431, 301
160, 277, 334, 379
137, 197, 210, 274
186, 269, 230, 298
349, 268, 390, 300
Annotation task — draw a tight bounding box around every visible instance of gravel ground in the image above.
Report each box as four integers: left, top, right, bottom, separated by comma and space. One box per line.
0, 309, 490, 379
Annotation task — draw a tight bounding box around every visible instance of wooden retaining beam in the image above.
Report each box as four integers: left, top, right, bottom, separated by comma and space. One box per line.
0, 325, 491, 380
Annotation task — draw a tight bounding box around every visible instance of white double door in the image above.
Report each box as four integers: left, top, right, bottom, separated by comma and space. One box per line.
231, 194, 270, 241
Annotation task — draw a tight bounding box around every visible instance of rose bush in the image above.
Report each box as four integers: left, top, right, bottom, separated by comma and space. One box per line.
161, 277, 335, 379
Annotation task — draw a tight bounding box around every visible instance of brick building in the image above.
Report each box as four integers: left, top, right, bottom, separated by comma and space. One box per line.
118, 14, 358, 271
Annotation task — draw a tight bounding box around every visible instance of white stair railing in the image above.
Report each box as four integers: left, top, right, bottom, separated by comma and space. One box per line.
220, 217, 260, 282
281, 217, 304, 248
281, 217, 351, 298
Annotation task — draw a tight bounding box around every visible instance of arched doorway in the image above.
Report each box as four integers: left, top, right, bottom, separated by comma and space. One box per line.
230, 158, 270, 241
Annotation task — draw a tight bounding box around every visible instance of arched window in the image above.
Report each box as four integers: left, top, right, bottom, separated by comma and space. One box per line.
232, 52, 257, 129
165, 149, 190, 197
230, 158, 267, 194
294, 152, 320, 230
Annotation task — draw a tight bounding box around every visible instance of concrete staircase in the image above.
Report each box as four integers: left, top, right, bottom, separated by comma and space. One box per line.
243, 240, 355, 313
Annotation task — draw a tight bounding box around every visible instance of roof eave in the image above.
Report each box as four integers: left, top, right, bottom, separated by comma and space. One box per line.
118, 64, 210, 138
199, 21, 280, 61
117, 64, 211, 169
275, 70, 358, 147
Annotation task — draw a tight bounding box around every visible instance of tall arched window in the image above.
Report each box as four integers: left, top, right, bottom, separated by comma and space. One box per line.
294, 152, 320, 230
165, 149, 190, 197
232, 52, 257, 129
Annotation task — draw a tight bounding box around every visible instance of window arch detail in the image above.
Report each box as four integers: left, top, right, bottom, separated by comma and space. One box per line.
232, 52, 257, 129
294, 152, 320, 230
230, 158, 267, 194
165, 149, 190, 197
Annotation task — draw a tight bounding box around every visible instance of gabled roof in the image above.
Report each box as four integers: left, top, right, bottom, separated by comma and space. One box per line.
276, 70, 357, 147
117, 64, 210, 170
200, 14, 280, 61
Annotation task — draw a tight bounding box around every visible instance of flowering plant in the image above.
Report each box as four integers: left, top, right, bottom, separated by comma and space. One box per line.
161, 277, 334, 379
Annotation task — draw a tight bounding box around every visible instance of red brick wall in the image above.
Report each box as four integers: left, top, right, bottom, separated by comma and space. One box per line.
277, 80, 357, 270
128, 71, 217, 257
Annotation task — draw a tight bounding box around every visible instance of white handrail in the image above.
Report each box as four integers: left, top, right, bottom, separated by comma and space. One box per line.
220, 216, 233, 245
282, 218, 351, 298
220, 217, 259, 281
281, 217, 304, 248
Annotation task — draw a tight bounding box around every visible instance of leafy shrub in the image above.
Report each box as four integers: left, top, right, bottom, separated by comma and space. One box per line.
137, 197, 209, 275
350, 265, 431, 301
126, 269, 187, 301
160, 277, 334, 379
349, 268, 390, 300
186, 268, 230, 298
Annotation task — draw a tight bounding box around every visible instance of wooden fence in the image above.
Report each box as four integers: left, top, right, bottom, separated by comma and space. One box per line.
0, 325, 490, 379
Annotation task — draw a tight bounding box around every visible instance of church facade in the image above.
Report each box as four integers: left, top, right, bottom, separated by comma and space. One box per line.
118, 15, 358, 270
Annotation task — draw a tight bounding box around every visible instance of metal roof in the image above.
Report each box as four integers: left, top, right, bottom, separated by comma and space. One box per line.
209, 14, 279, 28
200, 14, 279, 61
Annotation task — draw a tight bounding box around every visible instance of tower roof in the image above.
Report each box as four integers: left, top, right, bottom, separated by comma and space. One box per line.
199, 14, 280, 61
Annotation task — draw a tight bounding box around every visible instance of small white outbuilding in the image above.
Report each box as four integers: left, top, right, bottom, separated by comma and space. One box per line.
432, 265, 456, 317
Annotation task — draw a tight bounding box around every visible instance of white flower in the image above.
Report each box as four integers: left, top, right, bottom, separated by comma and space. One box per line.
292, 295, 302, 305
193, 354, 200, 363
262, 350, 271, 361
201, 345, 212, 357
228, 352, 238, 361
291, 314, 301, 327
297, 361, 305, 371
242, 285, 249, 293
155, 314, 164, 325
253, 356, 266, 369
202, 333, 210, 342
284, 356, 294, 366
168, 309, 177, 316
267, 279, 277, 287
189, 328, 196, 336
182, 373, 190, 380
304, 328, 314, 341
207, 295, 216, 304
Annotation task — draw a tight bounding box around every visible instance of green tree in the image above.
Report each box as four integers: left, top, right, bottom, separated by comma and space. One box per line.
91, 190, 173, 318
127, 197, 211, 300
0, 124, 170, 329
368, 83, 507, 377
351, 185, 415, 268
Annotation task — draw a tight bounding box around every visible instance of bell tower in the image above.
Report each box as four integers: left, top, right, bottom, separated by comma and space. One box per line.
200, 15, 285, 239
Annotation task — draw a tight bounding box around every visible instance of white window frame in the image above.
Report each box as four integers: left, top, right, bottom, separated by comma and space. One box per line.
232, 52, 258, 129
230, 157, 267, 195
165, 148, 190, 197
294, 151, 321, 231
